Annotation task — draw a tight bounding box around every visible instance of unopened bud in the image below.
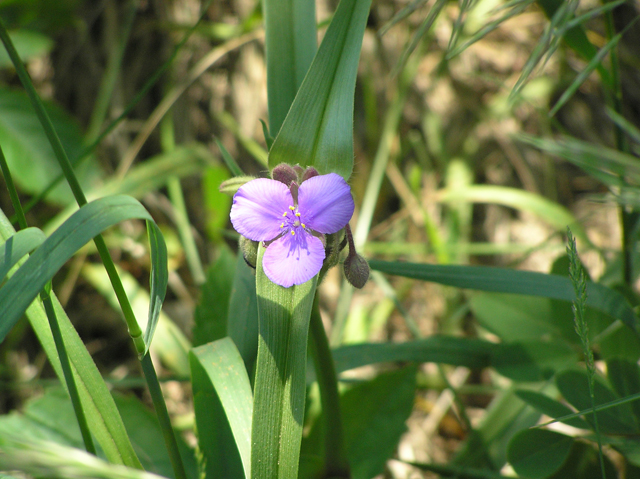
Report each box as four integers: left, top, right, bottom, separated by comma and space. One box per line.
272, 164, 298, 186
219, 176, 255, 196
344, 253, 369, 288
301, 166, 319, 182
239, 236, 258, 269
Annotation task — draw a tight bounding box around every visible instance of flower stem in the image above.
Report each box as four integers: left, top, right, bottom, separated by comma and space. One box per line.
309, 296, 350, 478
140, 353, 188, 479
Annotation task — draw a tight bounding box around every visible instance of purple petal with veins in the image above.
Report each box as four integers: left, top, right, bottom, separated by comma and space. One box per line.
230, 178, 293, 241
298, 173, 354, 234
262, 232, 325, 287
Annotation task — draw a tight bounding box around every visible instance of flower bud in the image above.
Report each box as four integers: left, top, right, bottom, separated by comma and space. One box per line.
239, 236, 258, 269
301, 166, 319, 182
344, 253, 369, 288
272, 164, 298, 186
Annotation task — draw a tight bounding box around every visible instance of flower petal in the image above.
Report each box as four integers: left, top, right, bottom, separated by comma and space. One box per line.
262, 232, 325, 287
230, 178, 293, 241
298, 173, 354, 234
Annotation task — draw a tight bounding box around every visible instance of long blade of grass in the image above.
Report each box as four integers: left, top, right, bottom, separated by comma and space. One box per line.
392, 0, 447, 76
607, 107, 640, 145
549, 25, 628, 117
0, 195, 167, 351
447, 0, 477, 53
436, 184, 591, 246
0, 227, 45, 281
446, 0, 535, 59
263, 0, 317, 136
268, 0, 373, 179
0, 210, 143, 469
251, 244, 317, 479
378, 0, 429, 37
191, 338, 253, 478
368, 260, 639, 335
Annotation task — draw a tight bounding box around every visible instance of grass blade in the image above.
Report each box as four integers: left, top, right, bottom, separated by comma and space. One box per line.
369, 260, 639, 335
0, 227, 45, 281
268, 0, 373, 179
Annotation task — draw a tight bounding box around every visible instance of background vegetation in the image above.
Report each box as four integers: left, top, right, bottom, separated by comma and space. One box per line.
0, 0, 639, 478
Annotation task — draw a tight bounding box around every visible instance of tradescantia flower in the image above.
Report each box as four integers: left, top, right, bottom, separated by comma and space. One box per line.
230, 170, 355, 287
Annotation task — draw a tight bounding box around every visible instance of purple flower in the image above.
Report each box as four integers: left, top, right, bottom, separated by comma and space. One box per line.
230, 173, 355, 287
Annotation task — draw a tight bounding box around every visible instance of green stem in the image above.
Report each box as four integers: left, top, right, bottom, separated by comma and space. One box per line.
1, 139, 97, 455
0, 19, 186, 479
41, 289, 97, 455
140, 353, 187, 479
309, 297, 349, 478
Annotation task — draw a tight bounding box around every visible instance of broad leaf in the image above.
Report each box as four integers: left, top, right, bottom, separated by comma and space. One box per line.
251, 244, 317, 479
508, 429, 573, 478
0, 88, 100, 205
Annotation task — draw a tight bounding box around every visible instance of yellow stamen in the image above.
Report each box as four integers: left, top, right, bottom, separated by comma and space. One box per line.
280, 222, 284, 228
282, 211, 287, 217
295, 212, 301, 217
289, 205, 295, 210
301, 223, 306, 228
291, 230, 295, 235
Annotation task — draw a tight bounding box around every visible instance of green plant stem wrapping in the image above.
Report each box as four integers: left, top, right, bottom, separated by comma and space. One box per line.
251, 244, 317, 479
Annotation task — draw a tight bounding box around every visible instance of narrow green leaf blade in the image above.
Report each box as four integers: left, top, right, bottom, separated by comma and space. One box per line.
251, 244, 317, 479
369, 260, 639, 334
191, 338, 253, 479
508, 429, 573, 479
329, 336, 493, 376
263, 0, 317, 136
0, 227, 45, 281
0, 204, 142, 470
0, 195, 168, 356
268, 0, 372, 179
515, 390, 591, 429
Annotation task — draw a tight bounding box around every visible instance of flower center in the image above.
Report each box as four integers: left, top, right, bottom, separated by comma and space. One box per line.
280, 205, 307, 236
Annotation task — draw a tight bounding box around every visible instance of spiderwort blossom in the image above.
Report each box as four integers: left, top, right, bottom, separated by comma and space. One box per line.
230, 172, 355, 287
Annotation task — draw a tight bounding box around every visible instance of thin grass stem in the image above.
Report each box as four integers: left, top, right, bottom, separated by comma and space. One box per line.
567, 228, 606, 479
140, 353, 187, 479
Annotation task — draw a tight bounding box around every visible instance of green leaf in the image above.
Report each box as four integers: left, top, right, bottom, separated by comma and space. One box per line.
0, 30, 53, 67
191, 338, 253, 479
227, 253, 259, 375
607, 358, 640, 421
113, 394, 198, 479
515, 389, 591, 429
342, 366, 417, 479
328, 336, 493, 377
491, 339, 576, 382
203, 165, 232, 243
192, 246, 236, 347
82, 263, 191, 376
251, 244, 317, 479
268, 0, 372, 179
507, 429, 573, 478
0, 195, 168, 357
0, 88, 100, 205
263, 0, 317, 136
556, 369, 639, 434
547, 440, 617, 479
0, 209, 142, 470
369, 260, 640, 335
0, 227, 45, 281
